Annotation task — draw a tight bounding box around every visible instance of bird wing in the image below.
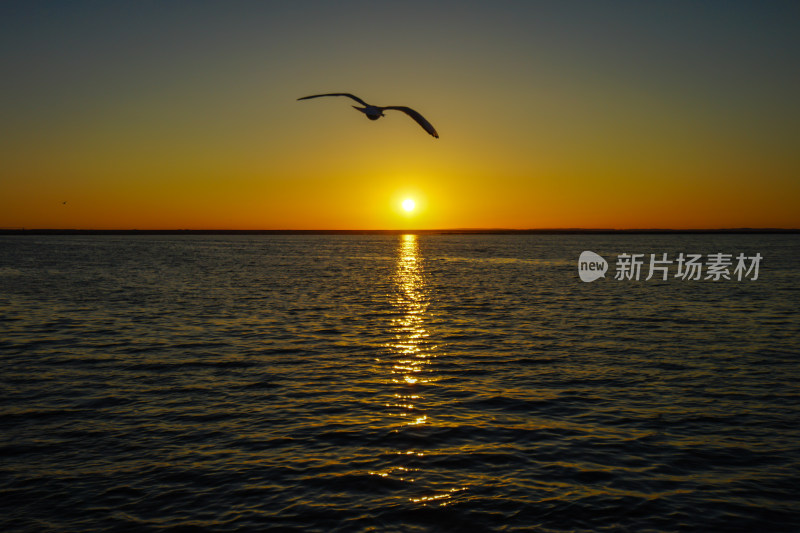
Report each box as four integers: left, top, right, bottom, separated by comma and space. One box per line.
382, 106, 439, 138
297, 93, 369, 106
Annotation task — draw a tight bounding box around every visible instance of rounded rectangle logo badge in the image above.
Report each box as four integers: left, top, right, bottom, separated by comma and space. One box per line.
578, 251, 608, 282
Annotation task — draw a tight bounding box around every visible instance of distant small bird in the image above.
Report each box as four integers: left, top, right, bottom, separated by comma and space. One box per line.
297, 93, 439, 138
62, 201, 67, 205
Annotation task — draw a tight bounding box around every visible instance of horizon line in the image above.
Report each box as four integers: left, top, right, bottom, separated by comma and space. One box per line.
2, 227, 798, 235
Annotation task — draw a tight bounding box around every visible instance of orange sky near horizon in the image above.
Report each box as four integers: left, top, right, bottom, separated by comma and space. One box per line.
1, 2, 798, 230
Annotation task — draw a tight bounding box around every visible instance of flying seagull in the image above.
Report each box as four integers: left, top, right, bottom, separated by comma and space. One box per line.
297, 93, 438, 138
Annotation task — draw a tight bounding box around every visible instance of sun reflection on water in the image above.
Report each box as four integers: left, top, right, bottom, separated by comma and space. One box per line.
389, 234, 433, 411
373, 235, 467, 507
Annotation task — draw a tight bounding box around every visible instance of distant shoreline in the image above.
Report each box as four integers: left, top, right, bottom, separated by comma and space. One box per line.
1, 228, 798, 235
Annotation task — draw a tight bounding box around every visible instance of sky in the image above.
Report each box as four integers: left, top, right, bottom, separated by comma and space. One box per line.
1, 1, 798, 230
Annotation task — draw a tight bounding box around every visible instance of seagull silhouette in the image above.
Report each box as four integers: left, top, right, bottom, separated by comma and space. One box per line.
297, 93, 438, 138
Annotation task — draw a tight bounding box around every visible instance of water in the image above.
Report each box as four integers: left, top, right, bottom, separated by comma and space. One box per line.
1, 234, 799, 532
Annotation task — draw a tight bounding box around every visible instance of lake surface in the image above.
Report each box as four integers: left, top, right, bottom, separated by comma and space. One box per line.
1, 234, 799, 532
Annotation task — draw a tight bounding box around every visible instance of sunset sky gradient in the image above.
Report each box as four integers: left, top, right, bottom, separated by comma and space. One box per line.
1, 1, 798, 230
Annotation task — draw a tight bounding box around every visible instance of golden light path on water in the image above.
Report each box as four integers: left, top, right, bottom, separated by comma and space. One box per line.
369, 234, 468, 506
390, 234, 430, 392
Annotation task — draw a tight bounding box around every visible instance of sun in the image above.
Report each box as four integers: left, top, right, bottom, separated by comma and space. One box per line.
402, 198, 416, 212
